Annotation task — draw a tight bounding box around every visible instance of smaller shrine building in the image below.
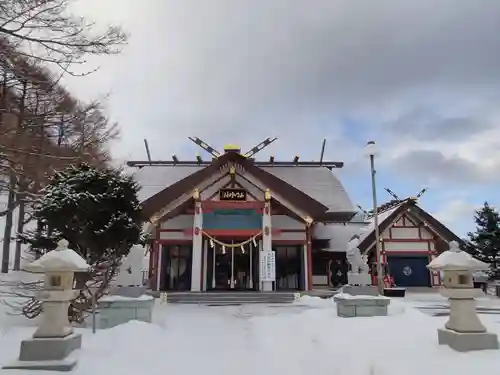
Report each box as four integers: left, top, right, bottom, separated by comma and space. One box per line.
130, 139, 462, 292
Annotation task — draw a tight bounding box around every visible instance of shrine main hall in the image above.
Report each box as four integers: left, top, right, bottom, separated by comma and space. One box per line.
130, 138, 461, 292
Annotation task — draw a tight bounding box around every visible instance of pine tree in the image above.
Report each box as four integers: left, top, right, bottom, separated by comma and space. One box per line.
19, 163, 145, 321
466, 202, 500, 279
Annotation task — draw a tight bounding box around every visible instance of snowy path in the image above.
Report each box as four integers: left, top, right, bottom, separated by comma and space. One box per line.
0, 297, 500, 375
406, 292, 500, 316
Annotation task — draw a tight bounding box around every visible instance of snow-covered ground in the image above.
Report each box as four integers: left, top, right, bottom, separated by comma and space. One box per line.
0, 289, 499, 375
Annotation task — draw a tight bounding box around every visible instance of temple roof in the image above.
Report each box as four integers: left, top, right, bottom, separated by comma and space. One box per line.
133, 162, 356, 216
314, 198, 462, 253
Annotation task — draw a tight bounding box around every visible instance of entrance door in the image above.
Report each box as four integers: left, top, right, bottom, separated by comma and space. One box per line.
386, 255, 432, 287
160, 244, 192, 291
273, 245, 304, 290
214, 248, 231, 290
206, 240, 257, 291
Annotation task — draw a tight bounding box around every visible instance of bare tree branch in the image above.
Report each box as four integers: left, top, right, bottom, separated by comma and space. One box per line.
0, 0, 128, 75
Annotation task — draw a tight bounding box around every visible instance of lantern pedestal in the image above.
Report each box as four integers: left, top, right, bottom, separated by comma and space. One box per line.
2, 239, 90, 372
437, 329, 498, 352
3, 290, 83, 371
436, 287, 499, 351
3, 334, 82, 371
427, 241, 499, 352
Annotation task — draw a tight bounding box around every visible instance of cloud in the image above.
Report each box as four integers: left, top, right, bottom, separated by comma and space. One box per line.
432, 198, 480, 237
388, 150, 498, 185
62, 0, 500, 166
54, 0, 500, 242
383, 107, 496, 141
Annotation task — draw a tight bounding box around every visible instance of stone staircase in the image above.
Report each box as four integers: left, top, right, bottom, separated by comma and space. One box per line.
147, 291, 298, 305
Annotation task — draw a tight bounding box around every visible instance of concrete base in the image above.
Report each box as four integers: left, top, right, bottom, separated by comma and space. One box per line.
340, 285, 378, 296
438, 328, 499, 352
2, 333, 81, 371
109, 286, 147, 298
261, 281, 273, 292
3, 359, 77, 372
347, 273, 371, 286
334, 295, 390, 317
99, 295, 154, 329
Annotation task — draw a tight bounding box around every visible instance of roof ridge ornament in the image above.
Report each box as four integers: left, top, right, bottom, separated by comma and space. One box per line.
305, 216, 313, 227
192, 189, 200, 201
265, 189, 271, 201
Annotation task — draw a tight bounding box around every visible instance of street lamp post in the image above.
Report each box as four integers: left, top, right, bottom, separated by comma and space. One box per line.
364, 140, 384, 295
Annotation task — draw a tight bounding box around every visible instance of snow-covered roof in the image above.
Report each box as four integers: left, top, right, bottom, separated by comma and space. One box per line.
313, 222, 367, 252
261, 167, 355, 213
134, 165, 356, 213
427, 241, 489, 271
312, 202, 405, 252
24, 240, 90, 273
357, 205, 400, 245
133, 166, 203, 203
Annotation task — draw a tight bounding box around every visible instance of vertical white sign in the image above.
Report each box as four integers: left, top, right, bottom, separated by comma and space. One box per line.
259, 250, 276, 282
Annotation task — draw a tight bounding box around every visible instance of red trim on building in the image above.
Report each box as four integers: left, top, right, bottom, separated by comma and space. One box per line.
183, 228, 281, 237
383, 238, 429, 243
202, 229, 263, 237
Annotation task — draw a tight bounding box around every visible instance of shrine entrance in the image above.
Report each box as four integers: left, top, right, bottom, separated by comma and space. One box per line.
206, 239, 259, 291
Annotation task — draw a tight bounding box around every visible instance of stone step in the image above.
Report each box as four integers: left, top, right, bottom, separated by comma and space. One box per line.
166, 300, 294, 305
147, 291, 297, 305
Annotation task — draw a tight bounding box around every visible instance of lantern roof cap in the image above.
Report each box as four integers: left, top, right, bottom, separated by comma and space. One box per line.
427, 241, 489, 271
24, 239, 90, 273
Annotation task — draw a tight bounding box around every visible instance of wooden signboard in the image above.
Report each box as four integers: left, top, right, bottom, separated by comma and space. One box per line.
219, 188, 247, 201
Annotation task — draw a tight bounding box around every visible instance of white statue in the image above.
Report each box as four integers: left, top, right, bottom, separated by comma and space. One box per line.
346, 238, 370, 286
115, 245, 146, 287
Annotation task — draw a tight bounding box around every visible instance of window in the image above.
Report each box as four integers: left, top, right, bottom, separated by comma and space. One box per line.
458, 274, 468, 285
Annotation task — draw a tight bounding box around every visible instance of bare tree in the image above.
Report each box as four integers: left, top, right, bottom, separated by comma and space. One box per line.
0, 0, 128, 75
0, 48, 119, 272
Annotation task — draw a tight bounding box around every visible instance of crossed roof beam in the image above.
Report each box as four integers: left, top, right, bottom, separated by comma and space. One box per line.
128, 136, 344, 169
358, 187, 428, 219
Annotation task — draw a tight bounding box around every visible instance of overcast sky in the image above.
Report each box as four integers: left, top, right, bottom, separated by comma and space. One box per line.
63, 0, 500, 237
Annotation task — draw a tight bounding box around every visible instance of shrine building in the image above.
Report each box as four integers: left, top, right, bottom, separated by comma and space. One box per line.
130, 138, 462, 292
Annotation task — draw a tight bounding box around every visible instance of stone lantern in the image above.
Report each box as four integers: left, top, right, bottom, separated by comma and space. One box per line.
427, 241, 498, 352
3, 239, 90, 371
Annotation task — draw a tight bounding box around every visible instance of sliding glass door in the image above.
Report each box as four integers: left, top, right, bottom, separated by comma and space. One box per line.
160, 244, 192, 291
